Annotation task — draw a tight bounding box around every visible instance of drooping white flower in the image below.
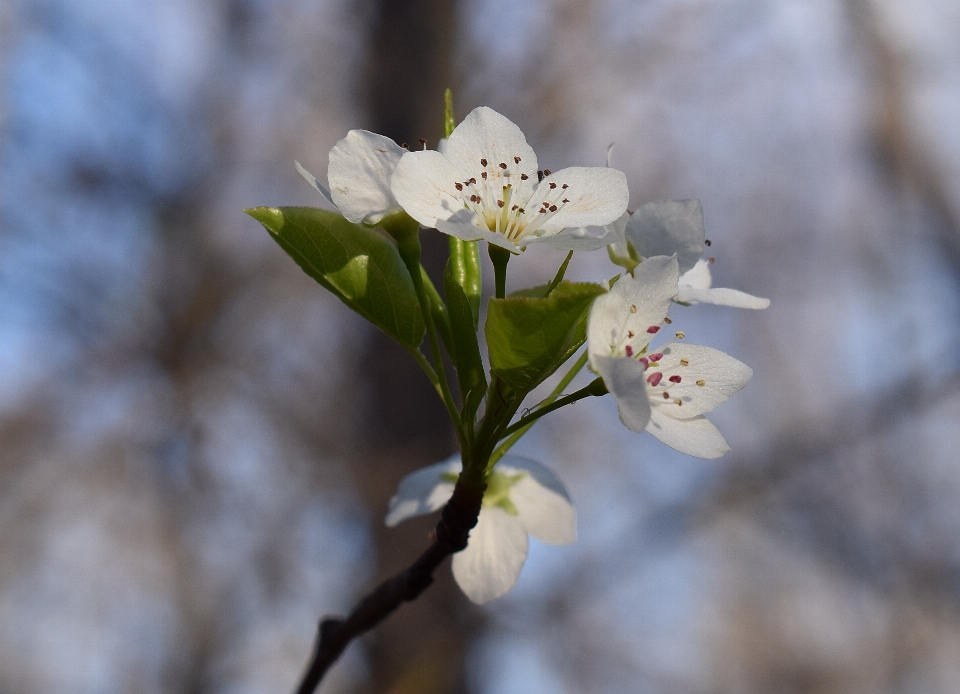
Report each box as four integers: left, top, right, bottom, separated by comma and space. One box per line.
587, 255, 753, 458
296, 129, 405, 225
609, 199, 769, 309
390, 107, 629, 252
386, 454, 576, 604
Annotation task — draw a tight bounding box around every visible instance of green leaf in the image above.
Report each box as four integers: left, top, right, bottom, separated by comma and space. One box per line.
246, 206, 425, 349
485, 281, 605, 396
444, 259, 487, 417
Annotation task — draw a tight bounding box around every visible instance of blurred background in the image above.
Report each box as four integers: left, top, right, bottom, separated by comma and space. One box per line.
3, 0, 960, 692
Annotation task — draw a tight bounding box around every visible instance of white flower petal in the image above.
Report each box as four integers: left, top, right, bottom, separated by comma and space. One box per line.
678, 258, 711, 290
327, 130, 405, 224
650, 343, 753, 418
645, 409, 730, 458
523, 167, 629, 238
497, 456, 576, 545
294, 160, 334, 205
678, 286, 771, 309
529, 209, 628, 251
384, 457, 459, 527
587, 255, 679, 362
436, 210, 521, 252
390, 149, 467, 228
625, 200, 705, 275
452, 507, 529, 604
677, 260, 770, 308
593, 355, 652, 433
442, 107, 538, 195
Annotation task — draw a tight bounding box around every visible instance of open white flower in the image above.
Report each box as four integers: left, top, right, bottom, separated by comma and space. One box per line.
386, 454, 576, 604
609, 199, 769, 309
587, 255, 753, 458
390, 107, 629, 252
296, 129, 405, 225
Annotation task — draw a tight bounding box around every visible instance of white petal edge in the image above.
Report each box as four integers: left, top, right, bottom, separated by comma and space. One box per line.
497, 456, 576, 545
678, 286, 771, 309
678, 260, 769, 308
385, 457, 459, 527
294, 160, 334, 205
528, 209, 628, 252
523, 167, 630, 238
644, 408, 730, 459
593, 355, 652, 433
452, 507, 529, 604
327, 130, 405, 225
626, 199, 705, 275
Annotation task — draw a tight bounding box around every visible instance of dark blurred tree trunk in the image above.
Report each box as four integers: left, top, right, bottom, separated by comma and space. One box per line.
351, 2, 484, 693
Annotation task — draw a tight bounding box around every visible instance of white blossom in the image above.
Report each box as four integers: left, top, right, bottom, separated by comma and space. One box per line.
390, 107, 629, 252
587, 255, 753, 458
386, 455, 576, 604
609, 199, 769, 309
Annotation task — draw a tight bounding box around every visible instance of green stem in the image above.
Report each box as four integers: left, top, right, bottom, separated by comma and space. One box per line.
489, 245, 511, 299
487, 350, 590, 468
499, 378, 606, 439
397, 235, 462, 431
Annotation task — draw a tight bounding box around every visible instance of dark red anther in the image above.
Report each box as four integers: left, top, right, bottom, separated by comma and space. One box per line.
625, 345, 633, 357
481, 158, 488, 166
647, 372, 663, 387
649, 352, 663, 361
514, 156, 521, 163
639, 357, 649, 369
455, 183, 463, 191
669, 375, 682, 383
549, 205, 557, 212
549, 182, 557, 189
647, 326, 660, 334
499, 162, 507, 169
520, 173, 529, 180
543, 169, 551, 176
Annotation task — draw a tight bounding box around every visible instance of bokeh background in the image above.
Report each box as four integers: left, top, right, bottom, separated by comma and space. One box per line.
3, 0, 960, 692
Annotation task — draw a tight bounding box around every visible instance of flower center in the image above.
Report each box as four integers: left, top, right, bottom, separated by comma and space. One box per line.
453, 157, 573, 241
482, 470, 527, 515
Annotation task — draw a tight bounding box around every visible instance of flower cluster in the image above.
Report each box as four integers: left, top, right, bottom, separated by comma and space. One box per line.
298, 106, 629, 252
291, 105, 768, 603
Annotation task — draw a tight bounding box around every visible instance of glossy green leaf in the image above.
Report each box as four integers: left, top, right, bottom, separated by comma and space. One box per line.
485, 282, 605, 395
246, 206, 425, 349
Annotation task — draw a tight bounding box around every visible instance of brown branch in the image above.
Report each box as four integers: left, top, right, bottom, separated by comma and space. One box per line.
293, 477, 485, 694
